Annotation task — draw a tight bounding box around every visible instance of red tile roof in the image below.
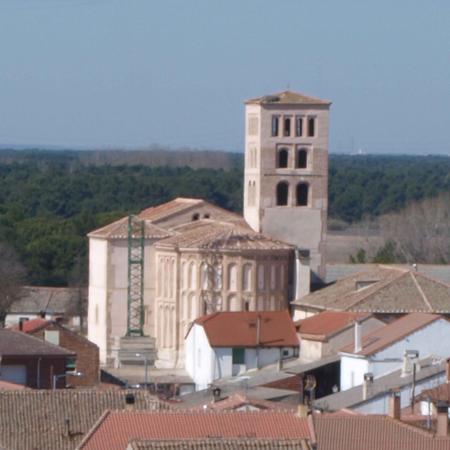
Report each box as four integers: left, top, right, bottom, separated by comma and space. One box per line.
340, 313, 442, 356
0, 380, 28, 390
78, 410, 311, 450
10, 318, 49, 333
313, 414, 450, 450
295, 311, 371, 340
191, 311, 299, 348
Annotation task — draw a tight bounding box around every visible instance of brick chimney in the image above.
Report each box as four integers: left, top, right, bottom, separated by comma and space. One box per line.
388, 390, 401, 420
436, 402, 449, 437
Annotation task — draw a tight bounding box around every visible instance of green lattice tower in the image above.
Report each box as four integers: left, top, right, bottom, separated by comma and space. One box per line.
127, 215, 145, 336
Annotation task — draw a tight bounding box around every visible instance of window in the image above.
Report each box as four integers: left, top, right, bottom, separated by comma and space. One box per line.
295, 116, 303, 137
308, 117, 316, 137
296, 148, 308, 169
203, 213, 210, 219
66, 358, 76, 371
192, 213, 200, 221
283, 117, 291, 136
228, 264, 238, 291
271, 116, 279, 136
296, 183, 309, 206
242, 264, 252, 291
232, 348, 245, 365
277, 148, 288, 168
276, 182, 289, 206
44, 330, 60, 346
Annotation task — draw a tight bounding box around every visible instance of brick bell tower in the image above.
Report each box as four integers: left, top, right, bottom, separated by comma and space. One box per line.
243, 90, 331, 281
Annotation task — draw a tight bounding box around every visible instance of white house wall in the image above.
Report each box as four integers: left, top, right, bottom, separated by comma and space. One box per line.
87, 238, 109, 364
353, 371, 445, 415
185, 324, 216, 390
341, 318, 450, 391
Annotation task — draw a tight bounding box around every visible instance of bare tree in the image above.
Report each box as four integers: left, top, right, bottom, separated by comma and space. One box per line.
0, 243, 26, 327
377, 193, 450, 264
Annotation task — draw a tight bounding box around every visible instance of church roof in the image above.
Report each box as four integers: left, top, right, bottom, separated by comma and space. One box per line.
88, 216, 172, 240
245, 90, 331, 106
293, 265, 450, 314
156, 220, 293, 252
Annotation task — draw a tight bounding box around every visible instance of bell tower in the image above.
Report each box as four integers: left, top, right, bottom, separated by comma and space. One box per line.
243, 90, 331, 280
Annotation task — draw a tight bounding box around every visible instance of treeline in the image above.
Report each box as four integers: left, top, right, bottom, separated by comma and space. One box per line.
0, 150, 449, 286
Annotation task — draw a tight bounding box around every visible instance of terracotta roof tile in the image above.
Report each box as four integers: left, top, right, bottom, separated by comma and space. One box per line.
191, 311, 299, 348
78, 410, 312, 450
294, 265, 450, 314
313, 414, 450, 450
9, 317, 49, 333
138, 198, 204, 221
0, 329, 75, 357
88, 216, 172, 240
245, 90, 331, 106
0, 389, 163, 450
417, 381, 450, 403
157, 220, 292, 251
340, 312, 441, 356
0, 380, 28, 390
295, 311, 371, 340
128, 438, 312, 449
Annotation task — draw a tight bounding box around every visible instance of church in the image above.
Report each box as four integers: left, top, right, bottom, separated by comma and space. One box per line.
87, 90, 331, 368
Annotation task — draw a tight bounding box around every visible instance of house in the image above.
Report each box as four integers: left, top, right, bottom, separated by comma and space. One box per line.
185, 311, 299, 390
315, 356, 446, 414
0, 389, 164, 450
77, 410, 312, 450
11, 318, 100, 386
5, 285, 86, 330
313, 407, 450, 450
339, 313, 450, 390
204, 391, 296, 411
87, 90, 331, 369
292, 265, 450, 320
295, 311, 385, 362
0, 329, 75, 388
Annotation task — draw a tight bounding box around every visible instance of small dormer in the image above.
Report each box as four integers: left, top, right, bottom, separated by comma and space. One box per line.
355, 280, 379, 291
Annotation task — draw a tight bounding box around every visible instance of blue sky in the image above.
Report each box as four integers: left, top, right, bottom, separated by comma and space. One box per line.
0, 0, 449, 153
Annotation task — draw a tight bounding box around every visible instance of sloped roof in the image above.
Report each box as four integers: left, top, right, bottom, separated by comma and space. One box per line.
313, 414, 450, 450
0, 329, 74, 357
156, 220, 293, 252
10, 317, 49, 333
315, 356, 445, 412
294, 265, 450, 314
245, 90, 331, 106
0, 389, 163, 450
340, 313, 442, 356
295, 311, 372, 341
88, 216, 172, 240
128, 438, 312, 450
78, 410, 312, 450
205, 392, 295, 412
0, 380, 28, 391
417, 380, 450, 403
191, 311, 299, 348
9, 285, 85, 314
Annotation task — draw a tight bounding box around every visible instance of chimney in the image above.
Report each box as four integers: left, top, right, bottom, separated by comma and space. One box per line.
354, 320, 362, 353
39, 310, 46, 319
401, 350, 419, 377
212, 387, 222, 403
436, 402, 449, 437
125, 393, 135, 411
388, 390, 401, 420
362, 372, 373, 400
294, 248, 310, 299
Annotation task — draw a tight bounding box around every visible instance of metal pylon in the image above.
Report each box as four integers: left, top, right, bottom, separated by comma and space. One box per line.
127, 215, 145, 336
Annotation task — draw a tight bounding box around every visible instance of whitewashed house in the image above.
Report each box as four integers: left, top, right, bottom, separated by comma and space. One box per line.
295, 311, 384, 362
185, 311, 299, 390
340, 313, 450, 391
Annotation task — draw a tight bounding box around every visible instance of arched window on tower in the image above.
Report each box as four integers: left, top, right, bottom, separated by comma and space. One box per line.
277, 148, 288, 168
296, 183, 309, 206
276, 182, 289, 206
296, 148, 308, 169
